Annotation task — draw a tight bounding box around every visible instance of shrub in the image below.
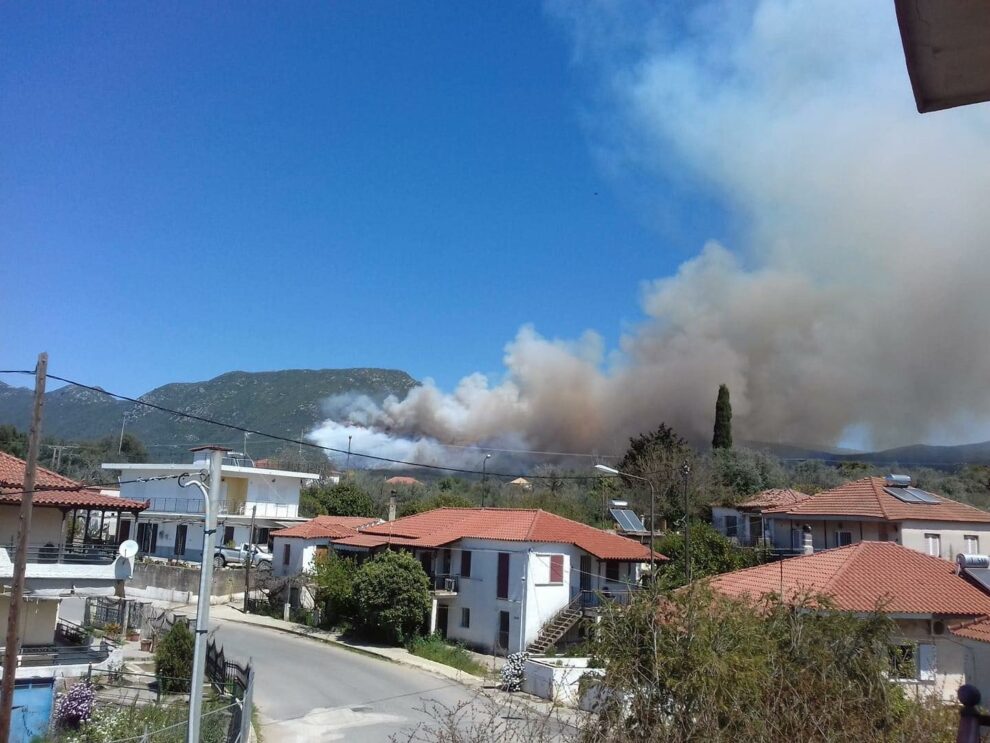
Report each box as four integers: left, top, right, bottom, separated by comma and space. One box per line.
155, 621, 194, 693
500, 652, 528, 691
310, 551, 358, 625
352, 550, 430, 644
54, 682, 96, 729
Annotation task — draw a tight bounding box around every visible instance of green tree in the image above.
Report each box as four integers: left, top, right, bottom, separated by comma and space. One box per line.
712, 383, 733, 449
155, 621, 194, 693
352, 550, 431, 644
304, 481, 376, 517
710, 447, 786, 502
310, 551, 358, 625
616, 423, 695, 521
587, 584, 953, 742
653, 521, 764, 590
0, 425, 27, 458
398, 491, 474, 518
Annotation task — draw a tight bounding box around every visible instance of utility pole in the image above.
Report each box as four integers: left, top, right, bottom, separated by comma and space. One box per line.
481, 454, 492, 508
118, 413, 128, 454
0, 353, 48, 743
682, 462, 692, 584
243, 506, 256, 614
346, 435, 352, 470
180, 445, 226, 743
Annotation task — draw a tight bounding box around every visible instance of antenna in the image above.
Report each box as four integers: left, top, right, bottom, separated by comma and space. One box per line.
118, 540, 139, 559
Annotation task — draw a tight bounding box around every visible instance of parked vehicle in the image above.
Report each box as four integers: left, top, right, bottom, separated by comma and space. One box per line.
214, 543, 272, 570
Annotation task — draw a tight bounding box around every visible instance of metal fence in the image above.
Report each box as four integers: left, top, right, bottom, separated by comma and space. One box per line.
84, 596, 148, 632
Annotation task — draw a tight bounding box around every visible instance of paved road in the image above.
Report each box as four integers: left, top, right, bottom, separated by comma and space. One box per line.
210, 620, 484, 742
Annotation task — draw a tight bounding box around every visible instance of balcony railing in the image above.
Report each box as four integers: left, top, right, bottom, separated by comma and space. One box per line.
429, 574, 459, 594
145, 498, 297, 518
12, 542, 122, 566
579, 588, 636, 609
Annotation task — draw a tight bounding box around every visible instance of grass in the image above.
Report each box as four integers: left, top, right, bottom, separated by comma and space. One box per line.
407, 634, 487, 676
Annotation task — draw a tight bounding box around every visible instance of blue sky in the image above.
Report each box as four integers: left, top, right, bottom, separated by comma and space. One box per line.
1, 2, 724, 397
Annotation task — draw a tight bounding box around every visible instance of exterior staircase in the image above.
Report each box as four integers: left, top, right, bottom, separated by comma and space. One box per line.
526, 593, 584, 654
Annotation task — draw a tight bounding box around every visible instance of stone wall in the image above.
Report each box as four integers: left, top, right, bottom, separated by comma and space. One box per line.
127, 562, 244, 604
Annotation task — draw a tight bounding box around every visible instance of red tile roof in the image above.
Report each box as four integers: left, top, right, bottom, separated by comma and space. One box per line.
950, 616, 990, 643
0, 451, 147, 511
763, 477, 990, 523
352, 508, 664, 561
272, 515, 381, 540
384, 476, 421, 486
737, 488, 811, 511
708, 541, 990, 615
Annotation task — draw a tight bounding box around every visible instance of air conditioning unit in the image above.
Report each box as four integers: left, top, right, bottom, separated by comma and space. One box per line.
930, 619, 946, 636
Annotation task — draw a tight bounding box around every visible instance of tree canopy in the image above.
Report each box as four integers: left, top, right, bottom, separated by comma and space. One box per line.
352, 550, 431, 644
301, 481, 377, 518
712, 383, 733, 449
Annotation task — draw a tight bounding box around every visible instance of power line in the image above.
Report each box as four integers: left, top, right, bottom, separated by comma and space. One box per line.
0, 473, 186, 498
1, 370, 597, 479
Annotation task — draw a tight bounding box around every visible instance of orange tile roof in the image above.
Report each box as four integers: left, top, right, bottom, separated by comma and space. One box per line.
384, 476, 421, 486
737, 488, 811, 511
0, 451, 148, 511
763, 477, 990, 523
950, 616, 990, 643
353, 508, 663, 561
708, 541, 990, 615
272, 515, 381, 540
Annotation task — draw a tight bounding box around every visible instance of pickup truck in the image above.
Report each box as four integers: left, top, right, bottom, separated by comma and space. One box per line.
213, 543, 272, 570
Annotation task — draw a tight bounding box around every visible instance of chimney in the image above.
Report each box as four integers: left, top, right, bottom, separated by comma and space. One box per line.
388, 490, 397, 522
802, 524, 814, 555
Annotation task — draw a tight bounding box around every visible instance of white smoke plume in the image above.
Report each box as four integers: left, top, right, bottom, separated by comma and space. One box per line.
310, 0, 990, 459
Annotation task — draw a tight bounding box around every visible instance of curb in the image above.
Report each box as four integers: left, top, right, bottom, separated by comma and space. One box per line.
212, 609, 488, 689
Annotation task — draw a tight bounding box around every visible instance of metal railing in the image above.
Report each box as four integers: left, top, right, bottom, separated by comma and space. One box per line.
145, 497, 297, 518
579, 588, 636, 609
429, 574, 460, 593
19, 541, 122, 565
14, 642, 112, 668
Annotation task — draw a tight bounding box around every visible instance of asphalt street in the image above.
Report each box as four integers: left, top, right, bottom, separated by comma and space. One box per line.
210, 620, 486, 742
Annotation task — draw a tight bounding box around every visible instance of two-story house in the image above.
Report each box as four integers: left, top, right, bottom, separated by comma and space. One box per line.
327, 507, 662, 655
709, 540, 990, 703
761, 475, 990, 558
271, 515, 383, 577
103, 450, 319, 563
711, 488, 811, 547
0, 451, 146, 674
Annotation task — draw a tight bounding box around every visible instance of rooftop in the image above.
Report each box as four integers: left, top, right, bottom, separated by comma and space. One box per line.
736, 488, 811, 511
348, 507, 664, 561
271, 515, 382, 540
763, 477, 990, 523
0, 451, 148, 512
708, 541, 990, 616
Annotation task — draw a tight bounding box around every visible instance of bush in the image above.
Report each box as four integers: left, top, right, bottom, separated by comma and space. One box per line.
352, 550, 431, 644
311, 551, 358, 626
54, 682, 96, 730
155, 621, 194, 693
500, 652, 528, 691
407, 634, 486, 676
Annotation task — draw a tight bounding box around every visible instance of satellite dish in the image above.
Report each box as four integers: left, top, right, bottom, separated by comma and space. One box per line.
118, 540, 139, 559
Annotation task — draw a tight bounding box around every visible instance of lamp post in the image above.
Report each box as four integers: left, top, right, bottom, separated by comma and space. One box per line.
594, 464, 658, 573
481, 454, 492, 507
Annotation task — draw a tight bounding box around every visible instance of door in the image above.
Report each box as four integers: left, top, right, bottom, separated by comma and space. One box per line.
118, 520, 131, 542
436, 605, 449, 639
226, 478, 248, 515
173, 524, 187, 557
137, 523, 158, 554
497, 611, 511, 653
496, 553, 510, 600
579, 555, 592, 592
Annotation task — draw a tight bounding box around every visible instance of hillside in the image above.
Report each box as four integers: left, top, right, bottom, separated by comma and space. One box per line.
0, 369, 417, 453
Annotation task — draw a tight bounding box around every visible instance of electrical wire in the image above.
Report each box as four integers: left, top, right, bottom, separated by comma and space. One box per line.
2, 369, 601, 479
0, 473, 186, 498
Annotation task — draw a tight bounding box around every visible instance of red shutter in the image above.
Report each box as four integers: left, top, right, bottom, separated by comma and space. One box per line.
550, 555, 563, 583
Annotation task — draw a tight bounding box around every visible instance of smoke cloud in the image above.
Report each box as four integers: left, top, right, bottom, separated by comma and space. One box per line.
310, 0, 990, 459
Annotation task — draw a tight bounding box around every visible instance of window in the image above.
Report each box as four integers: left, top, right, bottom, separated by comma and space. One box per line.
549, 555, 564, 584
460, 550, 472, 578
925, 533, 941, 558
223, 526, 235, 544
282, 544, 291, 566
836, 531, 852, 547
890, 643, 936, 682
724, 515, 738, 538
497, 553, 510, 600
965, 535, 980, 553
461, 608, 470, 628
605, 561, 619, 582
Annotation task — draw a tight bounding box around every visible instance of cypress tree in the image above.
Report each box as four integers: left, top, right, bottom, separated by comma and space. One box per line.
712, 384, 733, 449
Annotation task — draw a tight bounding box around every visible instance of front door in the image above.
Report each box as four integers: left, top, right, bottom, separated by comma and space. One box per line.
580, 555, 592, 592
497, 611, 511, 654
137, 522, 158, 554
174, 524, 187, 557
118, 520, 131, 542
436, 605, 449, 639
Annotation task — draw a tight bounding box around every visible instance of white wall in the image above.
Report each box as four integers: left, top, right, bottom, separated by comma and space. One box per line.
0, 595, 59, 646
0, 506, 63, 547
273, 538, 321, 577
894, 618, 968, 703
522, 657, 603, 706
900, 521, 990, 560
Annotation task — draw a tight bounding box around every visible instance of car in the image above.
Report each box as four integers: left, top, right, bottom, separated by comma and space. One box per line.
213, 543, 272, 570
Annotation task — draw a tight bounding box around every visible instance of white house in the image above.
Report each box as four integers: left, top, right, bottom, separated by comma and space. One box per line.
0, 451, 145, 677
711, 488, 811, 547
760, 475, 990, 558
709, 540, 990, 703
328, 507, 661, 655
271, 515, 382, 577
103, 450, 319, 563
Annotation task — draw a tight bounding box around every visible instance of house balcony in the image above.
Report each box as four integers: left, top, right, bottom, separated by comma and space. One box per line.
429, 574, 459, 596
144, 498, 297, 518
17, 541, 122, 566
9, 620, 114, 671
578, 588, 636, 613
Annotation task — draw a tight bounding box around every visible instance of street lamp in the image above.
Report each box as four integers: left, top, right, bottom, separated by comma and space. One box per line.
481, 454, 493, 507
594, 464, 658, 572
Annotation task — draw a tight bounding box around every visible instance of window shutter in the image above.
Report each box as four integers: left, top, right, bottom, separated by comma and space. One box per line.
550, 555, 563, 583
918, 644, 936, 681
